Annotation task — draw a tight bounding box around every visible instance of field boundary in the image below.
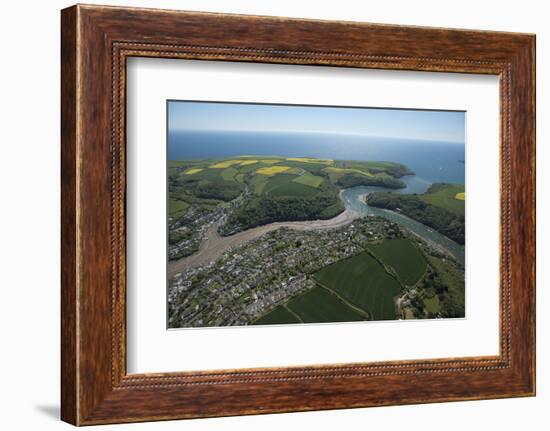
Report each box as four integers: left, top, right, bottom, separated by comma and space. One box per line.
313, 281, 371, 320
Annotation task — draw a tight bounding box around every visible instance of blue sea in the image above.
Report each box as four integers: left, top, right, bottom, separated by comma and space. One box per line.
168, 130, 465, 194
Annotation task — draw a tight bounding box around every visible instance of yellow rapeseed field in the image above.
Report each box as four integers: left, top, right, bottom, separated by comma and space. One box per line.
209, 160, 242, 168
239, 160, 259, 166
184, 168, 203, 175
286, 157, 333, 164
256, 166, 291, 176
259, 159, 282, 164
455, 192, 466, 201
323, 166, 372, 177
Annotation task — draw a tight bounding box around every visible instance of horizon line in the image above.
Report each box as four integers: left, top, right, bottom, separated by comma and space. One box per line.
168, 128, 465, 145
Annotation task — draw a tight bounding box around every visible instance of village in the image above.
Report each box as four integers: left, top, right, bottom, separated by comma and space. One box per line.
168, 216, 400, 328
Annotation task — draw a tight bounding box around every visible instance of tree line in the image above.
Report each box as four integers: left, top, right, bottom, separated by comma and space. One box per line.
366, 192, 465, 244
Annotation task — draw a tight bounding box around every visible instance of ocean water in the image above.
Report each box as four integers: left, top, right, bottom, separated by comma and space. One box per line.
168, 130, 465, 193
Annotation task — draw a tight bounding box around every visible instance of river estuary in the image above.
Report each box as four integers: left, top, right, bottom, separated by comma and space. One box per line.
168, 178, 465, 277
340, 185, 465, 265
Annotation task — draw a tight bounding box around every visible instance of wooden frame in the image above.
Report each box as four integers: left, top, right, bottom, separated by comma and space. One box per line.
61, 4, 535, 426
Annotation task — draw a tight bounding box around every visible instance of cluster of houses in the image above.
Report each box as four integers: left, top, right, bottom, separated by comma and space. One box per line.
168, 186, 250, 260
168, 204, 227, 260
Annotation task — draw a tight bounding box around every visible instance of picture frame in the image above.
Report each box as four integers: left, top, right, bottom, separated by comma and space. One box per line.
61, 4, 535, 425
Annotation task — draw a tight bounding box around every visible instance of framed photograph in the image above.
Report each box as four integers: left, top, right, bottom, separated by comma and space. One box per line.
61, 4, 535, 425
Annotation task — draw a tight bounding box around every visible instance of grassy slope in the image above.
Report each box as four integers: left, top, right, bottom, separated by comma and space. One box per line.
426, 254, 465, 316
423, 295, 441, 314
168, 199, 189, 219
420, 183, 465, 216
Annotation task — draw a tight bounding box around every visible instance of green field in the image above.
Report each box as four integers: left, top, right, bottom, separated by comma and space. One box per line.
250, 174, 268, 195
367, 238, 427, 286
253, 305, 301, 325
262, 174, 312, 195
313, 252, 401, 321
220, 167, 238, 181
323, 166, 372, 177
245, 167, 326, 198
420, 183, 465, 216
168, 199, 189, 219
285, 286, 366, 323
270, 182, 317, 197
292, 173, 324, 188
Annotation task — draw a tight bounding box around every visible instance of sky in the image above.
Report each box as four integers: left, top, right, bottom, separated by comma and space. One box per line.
168, 101, 465, 144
